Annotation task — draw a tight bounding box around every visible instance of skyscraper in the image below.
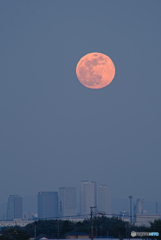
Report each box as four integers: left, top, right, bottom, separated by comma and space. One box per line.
37, 191, 58, 219
80, 181, 97, 215
134, 199, 143, 214
6, 195, 23, 220
59, 187, 77, 217
98, 185, 111, 214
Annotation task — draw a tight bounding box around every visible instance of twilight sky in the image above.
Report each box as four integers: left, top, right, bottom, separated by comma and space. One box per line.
0, 0, 161, 205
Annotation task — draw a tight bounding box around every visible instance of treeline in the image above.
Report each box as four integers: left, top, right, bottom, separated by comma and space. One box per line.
24, 216, 161, 239
0, 217, 161, 239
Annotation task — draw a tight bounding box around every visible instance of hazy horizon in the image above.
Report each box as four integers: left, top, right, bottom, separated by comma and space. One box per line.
0, 194, 160, 220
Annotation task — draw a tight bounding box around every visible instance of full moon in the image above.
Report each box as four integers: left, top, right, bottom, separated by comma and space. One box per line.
76, 52, 115, 89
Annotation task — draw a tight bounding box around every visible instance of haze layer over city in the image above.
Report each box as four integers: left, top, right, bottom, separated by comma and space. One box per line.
0, 0, 161, 217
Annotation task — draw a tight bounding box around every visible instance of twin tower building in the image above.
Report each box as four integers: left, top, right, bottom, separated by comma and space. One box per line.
38, 181, 111, 219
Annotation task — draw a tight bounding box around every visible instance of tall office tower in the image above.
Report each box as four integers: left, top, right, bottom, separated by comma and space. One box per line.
80, 181, 97, 215
37, 191, 58, 219
134, 199, 143, 214
98, 185, 111, 214
59, 187, 77, 217
6, 195, 23, 220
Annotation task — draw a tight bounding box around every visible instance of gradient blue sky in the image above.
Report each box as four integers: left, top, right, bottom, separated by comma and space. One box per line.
0, 0, 161, 205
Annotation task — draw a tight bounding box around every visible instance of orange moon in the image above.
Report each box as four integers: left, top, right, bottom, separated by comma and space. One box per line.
76, 52, 115, 89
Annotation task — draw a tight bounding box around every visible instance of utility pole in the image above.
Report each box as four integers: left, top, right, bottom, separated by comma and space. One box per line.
129, 196, 132, 240
90, 206, 97, 240
58, 219, 59, 240
96, 225, 97, 238
100, 225, 102, 238
34, 226, 36, 238
129, 196, 132, 225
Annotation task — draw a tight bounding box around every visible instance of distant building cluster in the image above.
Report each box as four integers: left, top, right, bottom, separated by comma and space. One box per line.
3, 183, 160, 228
37, 181, 111, 219
5, 181, 111, 221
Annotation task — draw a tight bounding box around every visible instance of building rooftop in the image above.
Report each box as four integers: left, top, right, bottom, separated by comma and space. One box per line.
64, 231, 89, 236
